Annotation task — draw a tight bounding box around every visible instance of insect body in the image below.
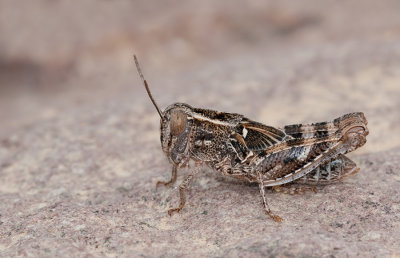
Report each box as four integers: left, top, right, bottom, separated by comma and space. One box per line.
134, 56, 368, 222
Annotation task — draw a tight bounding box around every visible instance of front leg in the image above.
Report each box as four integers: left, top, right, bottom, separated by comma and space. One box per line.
168, 167, 201, 216
157, 165, 178, 187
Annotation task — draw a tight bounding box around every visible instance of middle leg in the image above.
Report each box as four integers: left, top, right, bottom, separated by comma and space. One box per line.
157, 165, 178, 187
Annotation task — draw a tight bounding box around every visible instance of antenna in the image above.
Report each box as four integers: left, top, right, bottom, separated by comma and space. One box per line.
134, 55, 163, 118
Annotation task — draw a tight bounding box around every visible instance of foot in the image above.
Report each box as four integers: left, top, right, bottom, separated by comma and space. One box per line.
168, 207, 183, 216
265, 211, 283, 222
156, 180, 174, 187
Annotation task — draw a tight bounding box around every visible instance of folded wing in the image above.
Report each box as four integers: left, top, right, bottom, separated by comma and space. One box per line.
231, 120, 288, 152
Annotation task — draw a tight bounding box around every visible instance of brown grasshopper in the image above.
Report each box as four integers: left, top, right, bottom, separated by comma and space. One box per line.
134, 55, 368, 222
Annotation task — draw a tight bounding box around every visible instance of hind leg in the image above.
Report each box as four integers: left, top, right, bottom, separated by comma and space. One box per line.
257, 174, 283, 222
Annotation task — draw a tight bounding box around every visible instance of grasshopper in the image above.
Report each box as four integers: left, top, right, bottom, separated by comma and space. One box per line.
134, 56, 368, 222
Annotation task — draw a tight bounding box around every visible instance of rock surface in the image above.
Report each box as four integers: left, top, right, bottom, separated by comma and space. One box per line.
1, 0, 400, 257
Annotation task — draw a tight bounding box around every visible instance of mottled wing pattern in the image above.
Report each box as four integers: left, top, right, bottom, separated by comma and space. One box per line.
233, 120, 287, 151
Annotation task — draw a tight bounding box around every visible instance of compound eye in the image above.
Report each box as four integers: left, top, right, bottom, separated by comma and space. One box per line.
170, 110, 187, 136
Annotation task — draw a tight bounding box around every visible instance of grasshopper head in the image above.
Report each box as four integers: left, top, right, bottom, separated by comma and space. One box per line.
160, 103, 193, 165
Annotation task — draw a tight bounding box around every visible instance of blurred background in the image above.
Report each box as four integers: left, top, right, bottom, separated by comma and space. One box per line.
1, 0, 400, 153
